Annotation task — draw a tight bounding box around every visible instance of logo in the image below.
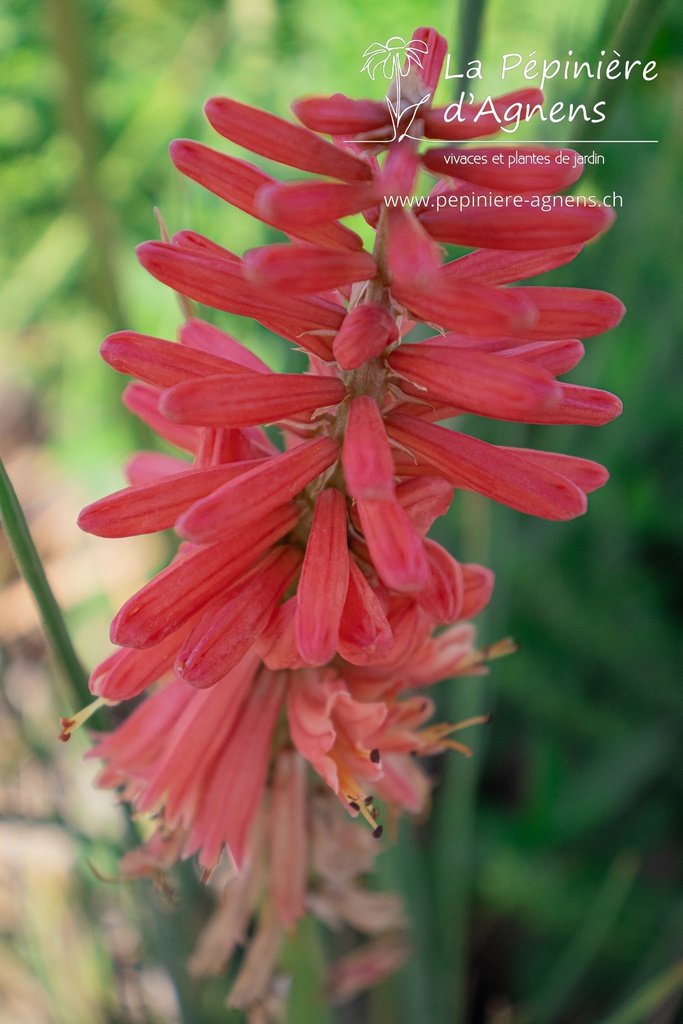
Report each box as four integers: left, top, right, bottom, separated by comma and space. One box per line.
358, 36, 431, 143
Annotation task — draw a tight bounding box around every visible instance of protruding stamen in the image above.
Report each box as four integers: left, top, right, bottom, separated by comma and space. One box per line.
440, 740, 474, 757
444, 714, 492, 733
480, 637, 519, 661
417, 714, 492, 757
459, 636, 519, 672
58, 696, 108, 742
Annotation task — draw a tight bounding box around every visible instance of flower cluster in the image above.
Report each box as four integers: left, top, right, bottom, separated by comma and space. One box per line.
70, 26, 623, 1016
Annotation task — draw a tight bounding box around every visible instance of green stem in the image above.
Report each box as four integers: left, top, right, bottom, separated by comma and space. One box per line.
280, 916, 334, 1024
458, 0, 487, 86
433, 491, 493, 1023
575, 0, 671, 140
380, 820, 442, 1024
0, 452, 89, 706
597, 958, 683, 1024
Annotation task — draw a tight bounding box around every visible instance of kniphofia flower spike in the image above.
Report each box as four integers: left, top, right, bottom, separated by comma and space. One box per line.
74, 25, 623, 1015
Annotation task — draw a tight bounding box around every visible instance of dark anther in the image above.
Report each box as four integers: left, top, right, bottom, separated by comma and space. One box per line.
372, 825, 383, 839
364, 795, 373, 806
370, 748, 380, 764
348, 801, 360, 811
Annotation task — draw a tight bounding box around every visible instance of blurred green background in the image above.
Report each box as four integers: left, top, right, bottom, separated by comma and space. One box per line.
0, 0, 681, 1021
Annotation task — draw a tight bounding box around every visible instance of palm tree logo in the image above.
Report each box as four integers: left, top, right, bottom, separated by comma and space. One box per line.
360, 35, 430, 143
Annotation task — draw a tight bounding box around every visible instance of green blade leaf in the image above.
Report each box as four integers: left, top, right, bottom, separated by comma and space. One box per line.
0, 453, 89, 706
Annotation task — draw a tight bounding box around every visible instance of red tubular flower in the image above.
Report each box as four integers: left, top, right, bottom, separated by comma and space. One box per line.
342, 396, 395, 500
254, 179, 381, 227
422, 145, 584, 190
78, 461, 267, 537
338, 557, 393, 664
295, 489, 350, 666
169, 139, 363, 251
160, 372, 346, 428
243, 243, 377, 293
74, 24, 624, 1011
175, 546, 302, 687
110, 502, 301, 648
332, 302, 398, 369
385, 414, 588, 520
388, 343, 562, 418
423, 87, 545, 140
175, 437, 339, 544
356, 496, 430, 592
270, 749, 308, 929
416, 193, 616, 249
203, 96, 374, 181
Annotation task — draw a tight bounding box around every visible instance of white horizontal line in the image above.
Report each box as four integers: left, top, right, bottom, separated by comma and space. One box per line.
531, 140, 657, 144
441, 140, 659, 144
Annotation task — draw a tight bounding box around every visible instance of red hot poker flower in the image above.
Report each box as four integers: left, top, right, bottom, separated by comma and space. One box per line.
73, 24, 624, 1012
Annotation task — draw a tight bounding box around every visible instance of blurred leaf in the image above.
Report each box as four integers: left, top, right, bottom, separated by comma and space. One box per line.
280, 916, 334, 1024
0, 212, 88, 331
380, 819, 442, 1024
598, 958, 683, 1024
549, 729, 674, 840
529, 853, 639, 1022
575, 0, 672, 138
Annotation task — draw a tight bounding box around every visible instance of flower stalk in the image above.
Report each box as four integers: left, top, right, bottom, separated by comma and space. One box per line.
0, 452, 89, 705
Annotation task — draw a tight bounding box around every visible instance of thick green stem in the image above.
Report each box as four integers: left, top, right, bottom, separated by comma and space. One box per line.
0, 453, 89, 706
457, 0, 487, 89
434, 492, 492, 1023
